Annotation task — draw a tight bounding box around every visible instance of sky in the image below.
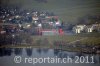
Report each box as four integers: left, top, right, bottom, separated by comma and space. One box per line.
1, 0, 100, 23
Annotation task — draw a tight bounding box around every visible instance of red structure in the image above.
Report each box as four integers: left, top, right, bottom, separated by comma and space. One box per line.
59, 28, 64, 35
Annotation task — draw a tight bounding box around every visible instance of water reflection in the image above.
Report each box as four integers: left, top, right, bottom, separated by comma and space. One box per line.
36, 48, 42, 54
14, 48, 23, 55
54, 49, 61, 56
42, 48, 48, 53
0, 48, 100, 64
0, 48, 12, 56
54, 49, 83, 59
26, 48, 33, 56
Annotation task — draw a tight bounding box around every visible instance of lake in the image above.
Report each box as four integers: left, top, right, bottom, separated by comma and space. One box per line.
0, 48, 100, 66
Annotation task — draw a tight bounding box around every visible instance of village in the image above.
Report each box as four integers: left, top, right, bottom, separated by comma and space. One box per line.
0, 6, 100, 36
0, 6, 100, 54
0, 6, 64, 36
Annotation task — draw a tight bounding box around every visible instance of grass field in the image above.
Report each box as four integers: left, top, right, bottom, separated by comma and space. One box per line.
0, 32, 100, 53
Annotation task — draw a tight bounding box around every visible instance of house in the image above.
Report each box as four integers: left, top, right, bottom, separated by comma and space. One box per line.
86, 24, 100, 33
92, 24, 100, 31
32, 11, 38, 17
73, 25, 86, 33
37, 23, 42, 28
73, 23, 100, 33
86, 25, 93, 32
0, 23, 19, 34
32, 16, 39, 21
35, 28, 60, 36
0, 26, 6, 34
55, 20, 61, 27
41, 29, 58, 36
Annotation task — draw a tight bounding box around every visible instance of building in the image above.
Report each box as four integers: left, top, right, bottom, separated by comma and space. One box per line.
73, 24, 100, 33
32, 16, 39, 21
73, 25, 86, 33
41, 29, 59, 36
86, 25, 93, 32
86, 24, 100, 33
92, 24, 100, 31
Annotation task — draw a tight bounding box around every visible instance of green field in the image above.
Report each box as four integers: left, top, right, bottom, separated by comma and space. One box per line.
31, 33, 100, 45
1, 32, 100, 53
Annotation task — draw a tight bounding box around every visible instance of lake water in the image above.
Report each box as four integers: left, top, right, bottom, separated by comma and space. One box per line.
0, 48, 100, 66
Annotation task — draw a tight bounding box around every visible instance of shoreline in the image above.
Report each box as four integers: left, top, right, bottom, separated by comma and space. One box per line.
0, 44, 100, 54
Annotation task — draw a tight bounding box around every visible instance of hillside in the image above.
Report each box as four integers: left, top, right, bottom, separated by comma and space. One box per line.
1, 0, 100, 24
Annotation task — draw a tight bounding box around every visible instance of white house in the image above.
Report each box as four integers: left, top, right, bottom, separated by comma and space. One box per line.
32, 16, 39, 21
75, 27, 81, 33
86, 25, 93, 32
38, 23, 42, 28
86, 24, 100, 33
55, 20, 61, 27
73, 25, 86, 33
92, 24, 100, 31
73, 23, 100, 33
32, 11, 38, 17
